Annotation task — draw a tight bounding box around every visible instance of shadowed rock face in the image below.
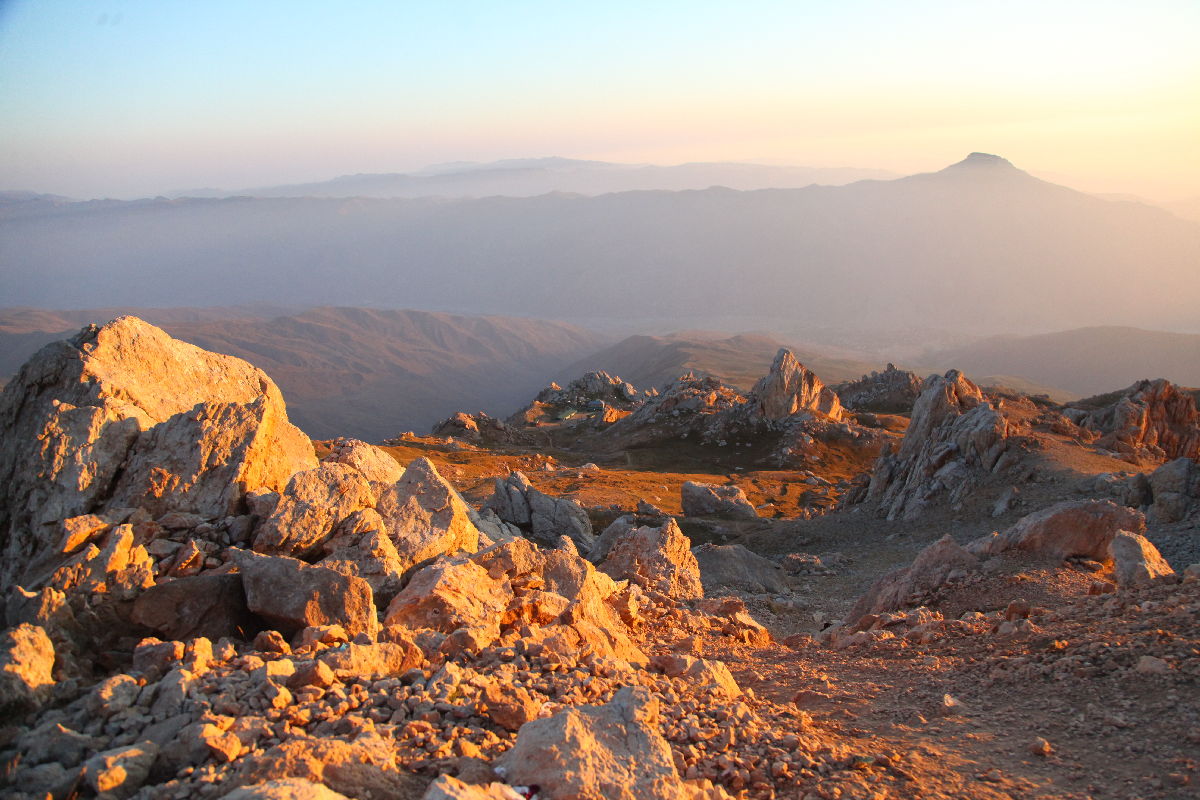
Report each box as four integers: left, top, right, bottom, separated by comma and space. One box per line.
0, 317, 316, 591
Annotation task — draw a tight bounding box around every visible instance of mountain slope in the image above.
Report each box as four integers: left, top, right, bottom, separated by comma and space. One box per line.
3, 154, 1198, 334
927, 326, 1200, 397
2, 307, 605, 442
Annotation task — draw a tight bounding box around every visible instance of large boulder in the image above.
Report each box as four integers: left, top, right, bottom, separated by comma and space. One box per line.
318, 510, 406, 604
751, 348, 843, 422
497, 686, 685, 800
321, 438, 404, 487
0, 317, 315, 592
1149, 457, 1199, 523
967, 500, 1145, 560
235, 551, 378, 639
383, 557, 511, 634
599, 519, 703, 600
130, 574, 260, 642
680, 482, 758, 520
847, 534, 980, 623
692, 543, 787, 594
0, 623, 55, 716
865, 370, 1009, 520
82, 741, 159, 800
484, 471, 594, 550
253, 464, 377, 559
1108, 531, 1175, 588
377, 458, 481, 571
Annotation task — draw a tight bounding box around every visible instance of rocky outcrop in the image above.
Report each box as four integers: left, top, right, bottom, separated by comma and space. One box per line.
0, 317, 315, 592
0, 623, 55, 716
235, 550, 378, 639
1068, 379, 1200, 464
833, 364, 924, 413
680, 481, 759, 520
847, 535, 980, 623
692, 544, 788, 595
377, 458, 482, 572
598, 518, 703, 600
1149, 457, 1200, 523
253, 464, 376, 559
750, 348, 843, 422
484, 472, 594, 550
965, 500, 1145, 560
497, 686, 686, 800
318, 510, 407, 603
864, 370, 1009, 520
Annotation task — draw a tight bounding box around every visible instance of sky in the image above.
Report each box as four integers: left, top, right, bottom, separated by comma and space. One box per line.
1, 1, 1198, 200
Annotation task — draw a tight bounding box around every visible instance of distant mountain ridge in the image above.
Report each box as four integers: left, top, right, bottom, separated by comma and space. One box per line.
4, 154, 1197, 335
168, 157, 901, 199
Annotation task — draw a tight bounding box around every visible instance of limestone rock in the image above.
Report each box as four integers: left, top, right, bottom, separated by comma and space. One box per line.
865, 370, 1009, 521
498, 685, 685, 800
599, 518, 703, 600
752, 348, 843, 422
484, 472, 594, 550
692, 543, 787, 594
0, 317, 315, 592
1150, 457, 1199, 523
478, 682, 541, 732
235, 550, 378, 639
130, 573, 260, 642
967, 500, 1145, 560
833, 364, 924, 413
0, 623, 55, 716
225, 779, 351, 800
847, 534, 980, 623
680, 482, 759, 520
322, 437, 404, 486
1109, 530, 1175, 588
422, 776, 523, 799
254, 463, 376, 559
1078, 379, 1199, 463
319, 509, 406, 604
383, 557, 512, 634
471, 507, 522, 548
377, 458, 481, 571
319, 641, 422, 680
83, 741, 159, 800
587, 514, 636, 564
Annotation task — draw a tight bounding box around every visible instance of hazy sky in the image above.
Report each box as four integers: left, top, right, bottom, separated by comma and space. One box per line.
1, 1, 1197, 200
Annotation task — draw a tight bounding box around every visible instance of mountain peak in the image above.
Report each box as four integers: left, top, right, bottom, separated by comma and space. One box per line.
944, 152, 1018, 171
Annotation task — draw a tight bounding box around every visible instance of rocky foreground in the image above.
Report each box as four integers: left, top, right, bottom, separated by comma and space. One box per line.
1, 317, 1199, 800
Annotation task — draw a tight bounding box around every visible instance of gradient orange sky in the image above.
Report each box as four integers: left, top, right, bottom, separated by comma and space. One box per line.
1, 1, 1197, 199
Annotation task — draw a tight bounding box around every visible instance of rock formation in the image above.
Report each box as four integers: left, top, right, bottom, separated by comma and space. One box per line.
0, 317, 316, 590
862, 370, 1009, 520
691, 544, 788, 595
832, 364, 924, 413
1066, 379, 1200, 464
749, 348, 843, 423
598, 519, 703, 601
483, 472, 594, 550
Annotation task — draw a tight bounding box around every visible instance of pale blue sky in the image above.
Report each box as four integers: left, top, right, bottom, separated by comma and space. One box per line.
1, 1, 1197, 199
